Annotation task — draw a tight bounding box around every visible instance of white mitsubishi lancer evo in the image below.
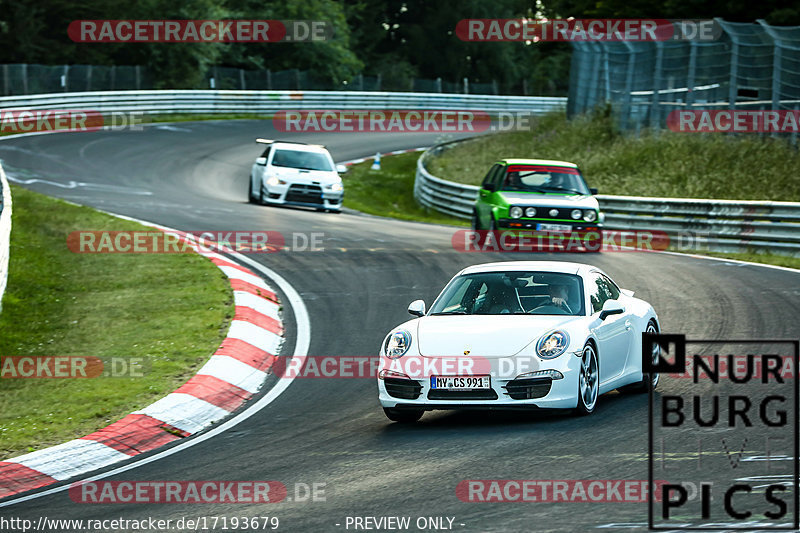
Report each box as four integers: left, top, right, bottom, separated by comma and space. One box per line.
377, 261, 661, 422
248, 139, 346, 212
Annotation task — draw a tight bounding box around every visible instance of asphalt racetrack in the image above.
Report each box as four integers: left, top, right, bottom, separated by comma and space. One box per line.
1, 121, 799, 532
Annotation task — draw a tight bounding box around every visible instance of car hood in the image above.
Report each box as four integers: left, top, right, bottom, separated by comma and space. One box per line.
499, 193, 598, 209
270, 167, 340, 185
415, 315, 583, 357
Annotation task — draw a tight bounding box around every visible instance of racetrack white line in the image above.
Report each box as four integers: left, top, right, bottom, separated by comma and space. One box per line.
0, 231, 310, 508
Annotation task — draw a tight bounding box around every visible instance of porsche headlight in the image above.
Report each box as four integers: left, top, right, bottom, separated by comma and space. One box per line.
509, 206, 523, 219
536, 330, 570, 359
584, 210, 598, 222
385, 330, 412, 359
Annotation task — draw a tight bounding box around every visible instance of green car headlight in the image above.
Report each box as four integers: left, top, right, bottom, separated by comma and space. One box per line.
509, 206, 523, 219
584, 210, 598, 222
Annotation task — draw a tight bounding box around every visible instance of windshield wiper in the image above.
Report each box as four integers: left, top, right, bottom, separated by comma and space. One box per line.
540, 186, 582, 194
430, 311, 467, 315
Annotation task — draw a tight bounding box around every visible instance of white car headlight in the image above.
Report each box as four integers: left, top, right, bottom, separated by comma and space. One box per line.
536, 330, 570, 359
385, 330, 412, 359
570, 209, 582, 220
584, 210, 598, 222
266, 176, 280, 187
524, 207, 536, 217
329, 181, 343, 192
509, 206, 523, 219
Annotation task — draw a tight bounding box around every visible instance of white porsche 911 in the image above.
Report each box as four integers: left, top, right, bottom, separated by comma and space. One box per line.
377, 261, 661, 422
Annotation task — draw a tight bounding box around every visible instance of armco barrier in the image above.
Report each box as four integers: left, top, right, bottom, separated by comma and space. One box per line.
0, 161, 11, 312
0, 90, 566, 115
414, 141, 800, 257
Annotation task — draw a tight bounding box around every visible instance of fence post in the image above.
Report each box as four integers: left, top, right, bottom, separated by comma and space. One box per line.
685, 42, 697, 109
650, 41, 664, 129
295, 69, 301, 90
21, 63, 28, 95
463, 77, 469, 94
2, 64, 8, 96
62, 65, 69, 92
376, 73, 381, 91
620, 43, 635, 132
266, 69, 272, 90
240, 69, 246, 90
757, 19, 783, 139
436, 77, 442, 93
86, 64, 92, 91
110, 65, 116, 91
135, 66, 141, 90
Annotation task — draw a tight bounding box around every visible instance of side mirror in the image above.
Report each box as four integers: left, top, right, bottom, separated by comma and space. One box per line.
589, 187, 598, 195
255, 157, 267, 166
336, 164, 347, 174
599, 299, 624, 320
408, 300, 426, 317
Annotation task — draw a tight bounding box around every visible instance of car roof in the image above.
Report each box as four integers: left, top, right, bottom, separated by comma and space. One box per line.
270, 142, 329, 154
499, 159, 579, 168
457, 261, 600, 277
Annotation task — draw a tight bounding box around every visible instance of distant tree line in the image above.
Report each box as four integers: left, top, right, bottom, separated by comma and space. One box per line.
0, 0, 795, 95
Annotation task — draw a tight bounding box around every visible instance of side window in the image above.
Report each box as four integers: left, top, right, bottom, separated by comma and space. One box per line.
601, 275, 620, 300
492, 165, 507, 190
260, 146, 272, 159
481, 164, 502, 190
589, 273, 614, 313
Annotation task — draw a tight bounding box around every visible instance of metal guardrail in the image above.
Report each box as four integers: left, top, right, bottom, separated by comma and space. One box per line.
414, 141, 800, 257
0, 90, 567, 115
0, 161, 12, 312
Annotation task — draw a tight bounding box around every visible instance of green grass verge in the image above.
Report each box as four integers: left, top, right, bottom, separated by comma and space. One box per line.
0, 186, 233, 459
342, 151, 467, 226
427, 110, 800, 202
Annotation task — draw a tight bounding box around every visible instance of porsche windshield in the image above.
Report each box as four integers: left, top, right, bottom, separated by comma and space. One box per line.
500, 165, 590, 195
429, 271, 585, 316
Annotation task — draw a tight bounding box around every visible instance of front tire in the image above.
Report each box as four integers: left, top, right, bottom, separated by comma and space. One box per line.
248, 175, 257, 203
574, 342, 599, 416
383, 407, 423, 423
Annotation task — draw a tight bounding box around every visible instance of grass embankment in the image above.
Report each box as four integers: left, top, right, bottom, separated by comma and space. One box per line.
342, 151, 466, 226
0, 186, 233, 459
427, 111, 800, 202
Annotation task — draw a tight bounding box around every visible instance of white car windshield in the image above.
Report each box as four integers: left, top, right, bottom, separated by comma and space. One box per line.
429, 271, 585, 316
271, 149, 333, 171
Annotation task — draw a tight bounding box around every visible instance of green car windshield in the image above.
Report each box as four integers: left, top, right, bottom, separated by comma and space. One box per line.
500, 164, 590, 195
